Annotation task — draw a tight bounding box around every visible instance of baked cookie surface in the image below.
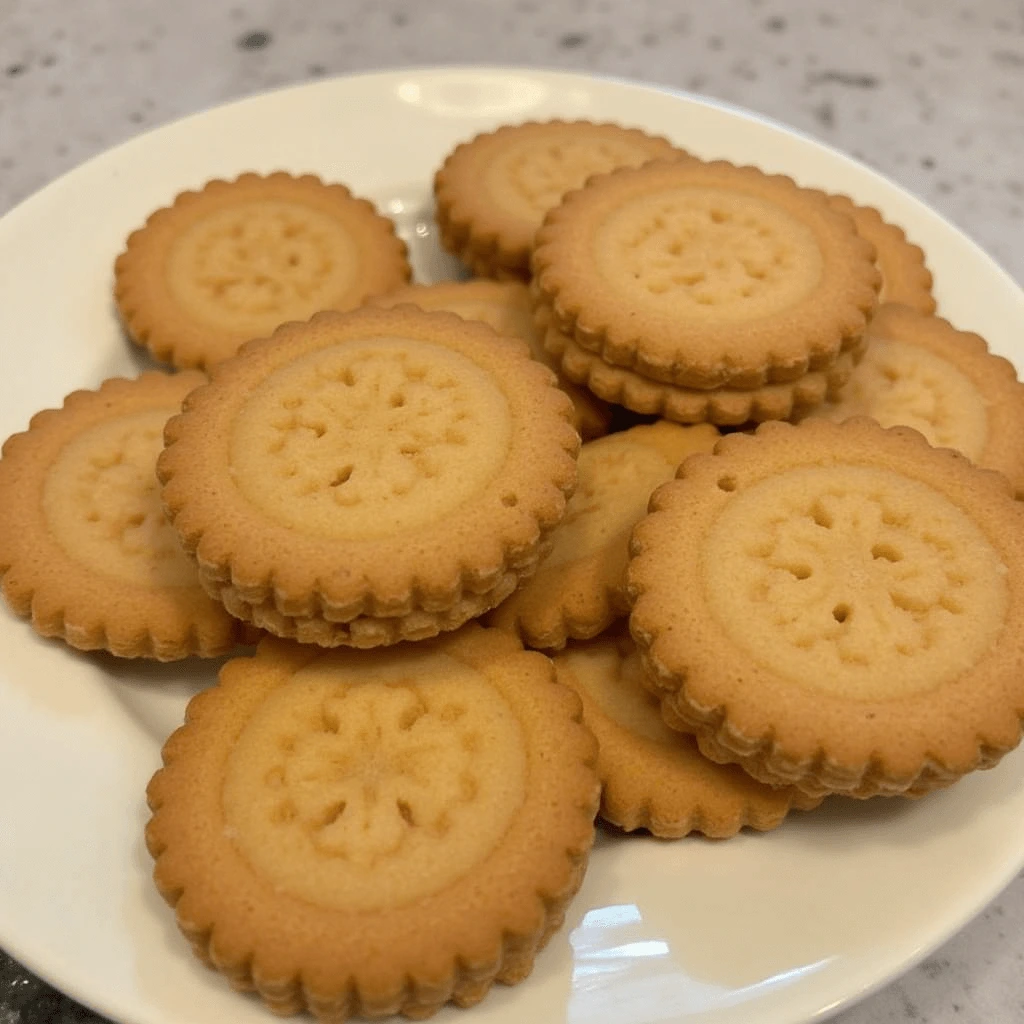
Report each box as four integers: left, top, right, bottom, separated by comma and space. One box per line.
146, 626, 599, 1020
533, 158, 880, 389
115, 172, 410, 370
809, 303, 1024, 496
434, 120, 682, 280
0, 372, 250, 659
488, 421, 719, 648
628, 418, 1024, 799
371, 279, 611, 439
158, 305, 580, 647
553, 630, 819, 838
825, 195, 935, 314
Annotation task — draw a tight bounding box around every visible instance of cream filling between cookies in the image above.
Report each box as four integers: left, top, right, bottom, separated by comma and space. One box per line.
230, 337, 512, 539
43, 410, 199, 588
222, 649, 527, 911
701, 465, 1008, 699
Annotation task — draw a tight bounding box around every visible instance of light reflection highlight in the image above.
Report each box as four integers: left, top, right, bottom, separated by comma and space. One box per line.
568, 903, 834, 1023
395, 74, 549, 118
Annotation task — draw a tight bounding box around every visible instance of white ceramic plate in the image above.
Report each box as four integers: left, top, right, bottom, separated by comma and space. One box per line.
1, 66, 1023, 1024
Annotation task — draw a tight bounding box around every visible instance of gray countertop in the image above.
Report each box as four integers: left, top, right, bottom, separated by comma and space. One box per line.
1, 1, 1023, 1022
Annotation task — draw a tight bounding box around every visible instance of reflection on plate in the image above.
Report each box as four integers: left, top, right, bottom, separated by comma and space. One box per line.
0, 67, 1022, 1024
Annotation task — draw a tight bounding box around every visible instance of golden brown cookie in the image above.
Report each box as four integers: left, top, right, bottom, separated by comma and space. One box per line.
628, 418, 1024, 800
115, 172, 410, 370
532, 158, 880, 389
488, 421, 718, 649
434, 121, 683, 280
158, 305, 580, 648
0, 373, 252, 659
542, 317, 860, 426
826, 195, 935, 314
370, 279, 611, 439
145, 627, 599, 1021
809, 303, 1024, 497
553, 630, 820, 837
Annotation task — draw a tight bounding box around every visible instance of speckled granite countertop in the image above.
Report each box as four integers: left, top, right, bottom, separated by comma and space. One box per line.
1, 1, 1022, 1023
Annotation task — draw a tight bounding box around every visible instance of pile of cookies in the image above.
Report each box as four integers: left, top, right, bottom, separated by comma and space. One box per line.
2, 117, 1024, 1023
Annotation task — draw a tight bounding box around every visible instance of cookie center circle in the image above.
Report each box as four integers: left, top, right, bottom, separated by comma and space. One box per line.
594, 186, 822, 319
816, 338, 989, 459
43, 409, 197, 588
701, 465, 1007, 698
222, 650, 527, 911
166, 199, 360, 335
485, 136, 667, 221
230, 338, 512, 539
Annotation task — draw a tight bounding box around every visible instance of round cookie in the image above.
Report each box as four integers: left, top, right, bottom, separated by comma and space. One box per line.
0, 372, 252, 659
542, 317, 860, 426
532, 158, 881, 389
553, 630, 820, 838
628, 418, 1024, 800
115, 172, 410, 370
434, 120, 684, 280
371, 279, 612, 439
826, 195, 935, 314
158, 305, 580, 648
808, 303, 1024, 497
487, 421, 719, 649
145, 627, 599, 1020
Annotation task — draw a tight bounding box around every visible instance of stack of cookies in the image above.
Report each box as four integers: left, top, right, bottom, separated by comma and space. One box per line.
531, 157, 882, 426
627, 417, 1024, 801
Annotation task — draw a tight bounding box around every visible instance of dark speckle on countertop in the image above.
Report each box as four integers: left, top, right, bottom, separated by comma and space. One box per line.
809, 69, 880, 87
919, 957, 950, 980
813, 99, 835, 128
237, 29, 272, 50
559, 31, 589, 48
992, 49, 1024, 66
900, 990, 923, 1019
763, 16, 787, 32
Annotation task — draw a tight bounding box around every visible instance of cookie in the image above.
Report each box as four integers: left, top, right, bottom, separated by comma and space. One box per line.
809, 303, 1024, 496
371, 279, 611, 439
826, 195, 935, 314
0, 372, 252, 659
628, 418, 1024, 800
115, 172, 411, 370
434, 121, 683, 280
158, 305, 580, 648
145, 627, 599, 1020
532, 158, 880, 389
542, 316, 860, 426
487, 421, 719, 649
553, 630, 820, 837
